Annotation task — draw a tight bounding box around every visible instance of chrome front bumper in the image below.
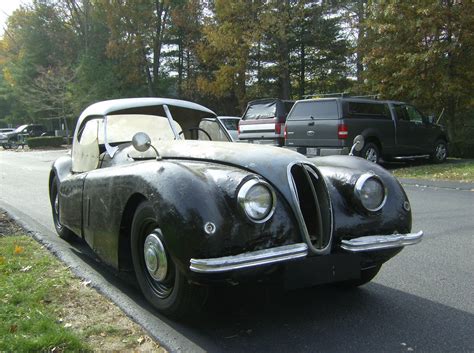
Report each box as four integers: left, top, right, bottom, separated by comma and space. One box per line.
189, 243, 308, 273
189, 231, 423, 273
340, 231, 423, 252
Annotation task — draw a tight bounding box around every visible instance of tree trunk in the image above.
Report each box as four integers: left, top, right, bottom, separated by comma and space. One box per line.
299, 38, 305, 98
356, 0, 366, 83
152, 1, 169, 89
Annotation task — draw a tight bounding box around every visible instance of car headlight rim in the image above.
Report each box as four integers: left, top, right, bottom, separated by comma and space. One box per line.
237, 178, 276, 223
354, 173, 387, 212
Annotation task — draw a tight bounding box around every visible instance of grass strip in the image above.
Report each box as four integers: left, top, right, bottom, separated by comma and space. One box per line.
0, 235, 89, 352
391, 160, 474, 183
0, 234, 165, 352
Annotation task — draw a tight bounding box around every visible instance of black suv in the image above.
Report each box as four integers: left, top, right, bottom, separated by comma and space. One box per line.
0, 124, 47, 149
238, 98, 295, 146
284, 98, 448, 163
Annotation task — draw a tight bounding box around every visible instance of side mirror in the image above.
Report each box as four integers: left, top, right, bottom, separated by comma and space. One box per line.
353, 135, 365, 152
132, 132, 151, 152
131, 132, 161, 160
349, 135, 365, 156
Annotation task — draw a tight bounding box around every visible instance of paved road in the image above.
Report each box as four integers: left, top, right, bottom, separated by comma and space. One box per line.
1, 150, 473, 352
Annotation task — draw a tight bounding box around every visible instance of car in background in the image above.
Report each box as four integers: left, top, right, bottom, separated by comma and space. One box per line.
0, 124, 47, 149
49, 97, 423, 319
238, 98, 294, 146
285, 97, 448, 163
217, 116, 240, 141
0, 128, 14, 133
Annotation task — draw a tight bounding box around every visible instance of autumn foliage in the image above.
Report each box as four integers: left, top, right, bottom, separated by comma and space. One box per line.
0, 0, 472, 156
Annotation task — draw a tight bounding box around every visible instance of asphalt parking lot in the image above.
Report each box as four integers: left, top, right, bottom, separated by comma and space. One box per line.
1, 149, 473, 352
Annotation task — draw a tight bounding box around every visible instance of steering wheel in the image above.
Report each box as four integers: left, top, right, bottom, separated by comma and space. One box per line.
178, 127, 212, 141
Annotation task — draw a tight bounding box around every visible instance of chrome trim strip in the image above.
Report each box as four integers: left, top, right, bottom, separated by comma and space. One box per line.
286, 161, 334, 255
189, 243, 308, 273
340, 231, 423, 252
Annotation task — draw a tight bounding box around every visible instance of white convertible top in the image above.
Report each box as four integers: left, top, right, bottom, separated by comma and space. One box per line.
77, 98, 216, 126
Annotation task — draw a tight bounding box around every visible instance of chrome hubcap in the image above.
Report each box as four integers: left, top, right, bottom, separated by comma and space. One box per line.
54, 193, 63, 229
54, 194, 60, 215
144, 231, 168, 282
366, 148, 378, 163
436, 144, 446, 160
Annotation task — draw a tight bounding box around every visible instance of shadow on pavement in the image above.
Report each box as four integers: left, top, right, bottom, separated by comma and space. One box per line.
65, 239, 474, 353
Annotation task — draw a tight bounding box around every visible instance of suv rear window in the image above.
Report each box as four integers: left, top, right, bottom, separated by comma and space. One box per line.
243, 102, 277, 120
348, 102, 389, 119
242, 100, 294, 121
287, 100, 339, 120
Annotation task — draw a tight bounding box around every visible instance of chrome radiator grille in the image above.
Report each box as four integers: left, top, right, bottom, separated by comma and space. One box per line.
288, 163, 333, 254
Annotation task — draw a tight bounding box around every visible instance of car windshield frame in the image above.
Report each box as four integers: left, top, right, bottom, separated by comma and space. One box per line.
13, 124, 28, 133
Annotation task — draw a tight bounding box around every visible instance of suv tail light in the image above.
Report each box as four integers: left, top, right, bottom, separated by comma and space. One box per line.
275, 122, 282, 135
338, 123, 348, 139
284, 124, 287, 140
237, 123, 240, 134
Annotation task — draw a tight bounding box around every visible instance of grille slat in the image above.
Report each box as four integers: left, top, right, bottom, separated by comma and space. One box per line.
288, 163, 333, 254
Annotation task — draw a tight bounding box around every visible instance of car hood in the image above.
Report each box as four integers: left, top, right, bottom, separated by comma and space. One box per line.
130, 140, 307, 201
0, 131, 16, 138
130, 140, 389, 205
5, 131, 19, 136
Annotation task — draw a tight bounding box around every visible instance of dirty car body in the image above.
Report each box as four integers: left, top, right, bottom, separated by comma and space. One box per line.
49, 98, 423, 318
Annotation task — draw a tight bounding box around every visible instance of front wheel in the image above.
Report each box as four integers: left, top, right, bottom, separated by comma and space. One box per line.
131, 201, 207, 319
50, 176, 75, 240
430, 140, 447, 163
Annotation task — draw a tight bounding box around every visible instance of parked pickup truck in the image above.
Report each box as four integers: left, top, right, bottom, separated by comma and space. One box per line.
284, 98, 448, 163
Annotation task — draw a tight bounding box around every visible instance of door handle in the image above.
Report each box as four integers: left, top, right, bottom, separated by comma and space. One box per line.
308, 122, 315, 126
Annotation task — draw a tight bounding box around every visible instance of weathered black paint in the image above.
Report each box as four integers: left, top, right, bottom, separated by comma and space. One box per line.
50, 140, 412, 281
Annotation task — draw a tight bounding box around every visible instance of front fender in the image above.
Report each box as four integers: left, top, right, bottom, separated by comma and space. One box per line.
310, 155, 412, 242
82, 159, 301, 274
50, 155, 72, 188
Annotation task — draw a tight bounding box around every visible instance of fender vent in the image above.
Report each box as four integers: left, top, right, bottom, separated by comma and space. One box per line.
289, 163, 333, 253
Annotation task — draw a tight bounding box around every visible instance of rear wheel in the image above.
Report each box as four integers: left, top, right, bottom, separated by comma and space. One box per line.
360, 142, 380, 164
50, 176, 75, 240
335, 265, 382, 287
131, 201, 207, 319
430, 139, 447, 163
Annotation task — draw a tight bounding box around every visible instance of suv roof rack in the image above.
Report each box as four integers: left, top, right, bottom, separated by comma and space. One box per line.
302, 93, 380, 100
302, 92, 349, 99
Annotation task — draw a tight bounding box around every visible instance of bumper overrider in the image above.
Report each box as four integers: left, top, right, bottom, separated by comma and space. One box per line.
189, 231, 423, 273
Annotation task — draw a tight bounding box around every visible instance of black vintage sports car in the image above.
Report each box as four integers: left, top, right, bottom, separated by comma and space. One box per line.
49, 98, 423, 318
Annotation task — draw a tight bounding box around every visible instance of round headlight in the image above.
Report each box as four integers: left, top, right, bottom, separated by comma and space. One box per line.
238, 179, 276, 223
355, 174, 387, 212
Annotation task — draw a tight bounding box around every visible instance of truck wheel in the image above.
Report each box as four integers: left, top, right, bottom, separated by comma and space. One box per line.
50, 176, 75, 240
131, 201, 208, 319
430, 140, 447, 163
360, 142, 380, 164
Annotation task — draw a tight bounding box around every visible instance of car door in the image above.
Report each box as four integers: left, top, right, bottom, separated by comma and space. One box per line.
393, 104, 430, 155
